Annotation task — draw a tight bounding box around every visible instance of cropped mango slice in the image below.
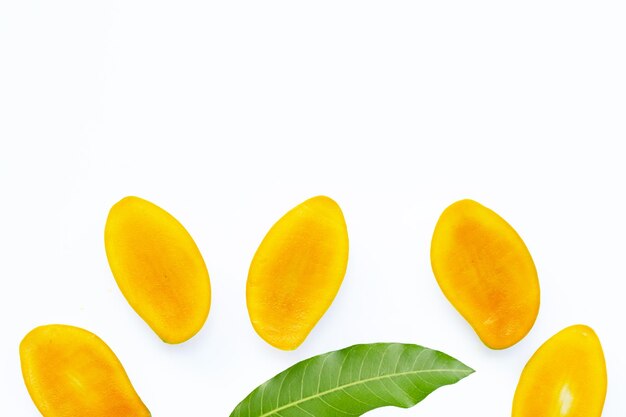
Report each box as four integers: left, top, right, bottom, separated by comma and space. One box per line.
20, 325, 150, 417
430, 199, 539, 349
512, 325, 607, 417
105, 196, 211, 343
247, 196, 349, 350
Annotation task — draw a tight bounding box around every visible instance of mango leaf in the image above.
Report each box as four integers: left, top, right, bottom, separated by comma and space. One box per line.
230, 343, 474, 417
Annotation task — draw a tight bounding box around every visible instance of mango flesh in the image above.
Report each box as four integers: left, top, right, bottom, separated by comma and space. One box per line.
105, 196, 211, 344
20, 325, 150, 417
430, 199, 539, 349
512, 324, 607, 417
247, 196, 349, 350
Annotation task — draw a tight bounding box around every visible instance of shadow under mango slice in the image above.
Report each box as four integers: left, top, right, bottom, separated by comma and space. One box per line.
20, 324, 150, 417
105, 196, 211, 344
431, 199, 539, 349
512, 324, 607, 417
247, 196, 349, 350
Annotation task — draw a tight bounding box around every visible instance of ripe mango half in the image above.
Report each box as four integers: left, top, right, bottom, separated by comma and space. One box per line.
20, 325, 150, 417
512, 324, 607, 417
105, 196, 211, 343
431, 199, 539, 349
247, 196, 349, 350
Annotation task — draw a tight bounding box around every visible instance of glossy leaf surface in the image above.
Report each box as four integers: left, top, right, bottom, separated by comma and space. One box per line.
230, 343, 473, 417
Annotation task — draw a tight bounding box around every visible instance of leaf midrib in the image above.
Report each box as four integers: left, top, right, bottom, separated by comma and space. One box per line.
254, 367, 472, 417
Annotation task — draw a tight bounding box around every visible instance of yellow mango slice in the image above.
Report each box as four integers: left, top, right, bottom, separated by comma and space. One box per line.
430, 199, 539, 349
105, 196, 211, 343
512, 325, 607, 417
247, 196, 349, 350
20, 325, 150, 417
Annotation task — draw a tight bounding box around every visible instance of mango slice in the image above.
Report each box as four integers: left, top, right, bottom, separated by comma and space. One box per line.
105, 196, 211, 343
430, 199, 539, 349
20, 325, 150, 417
512, 324, 607, 417
247, 196, 349, 350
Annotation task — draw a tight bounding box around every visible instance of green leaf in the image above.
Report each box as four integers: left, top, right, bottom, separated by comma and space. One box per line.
230, 343, 474, 417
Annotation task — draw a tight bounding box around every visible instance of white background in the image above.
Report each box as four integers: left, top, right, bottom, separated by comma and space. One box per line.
1, 1, 625, 416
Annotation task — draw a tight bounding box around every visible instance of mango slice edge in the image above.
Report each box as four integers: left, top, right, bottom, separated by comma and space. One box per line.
512, 324, 607, 417
104, 196, 211, 344
20, 324, 150, 417
247, 195, 349, 350
430, 199, 540, 349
